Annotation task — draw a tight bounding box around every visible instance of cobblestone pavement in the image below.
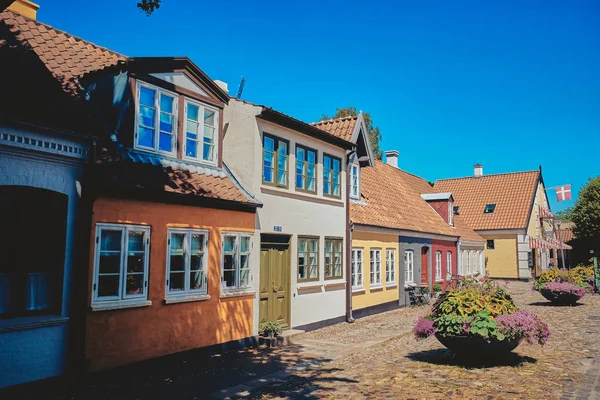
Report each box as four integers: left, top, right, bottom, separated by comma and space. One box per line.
243, 281, 600, 400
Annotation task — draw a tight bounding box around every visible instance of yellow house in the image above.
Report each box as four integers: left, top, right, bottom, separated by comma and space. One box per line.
434, 164, 571, 280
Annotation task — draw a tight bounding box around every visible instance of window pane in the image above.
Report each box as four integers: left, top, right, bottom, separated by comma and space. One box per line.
308, 178, 316, 192
159, 132, 172, 152
191, 234, 204, 252
307, 164, 315, 178
264, 136, 274, 152
324, 156, 331, 169
333, 171, 340, 184
325, 263, 332, 277
333, 184, 341, 197
204, 109, 216, 126
278, 141, 287, 154
277, 170, 287, 186
127, 254, 144, 273
307, 151, 316, 164
240, 237, 250, 253
278, 154, 287, 171
26, 273, 50, 311
296, 147, 305, 161
264, 151, 274, 169
223, 236, 235, 252
138, 127, 154, 148
101, 230, 122, 251
187, 103, 199, 121
241, 254, 249, 269
191, 254, 203, 271
186, 139, 197, 158
160, 113, 173, 133
240, 269, 250, 287
169, 272, 185, 291
296, 160, 304, 176
140, 87, 155, 107
309, 239, 318, 252
187, 121, 199, 138
170, 255, 184, 272
325, 240, 332, 252
98, 275, 119, 297
160, 94, 173, 113
203, 143, 214, 161
126, 274, 143, 295
171, 233, 185, 251
263, 166, 273, 183
128, 231, 145, 251
139, 106, 155, 127
333, 159, 340, 171
296, 174, 304, 189
99, 255, 120, 274
298, 239, 307, 252
190, 269, 204, 290
309, 262, 318, 279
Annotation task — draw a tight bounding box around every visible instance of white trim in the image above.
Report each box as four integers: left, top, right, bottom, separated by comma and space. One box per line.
404, 250, 414, 284
446, 251, 453, 281
421, 193, 452, 201
351, 248, 364, 289
92, 223, 151, 308
221, 232, 253, 291
353, 112, 375, 167
91, 300, 152, 311
385, 248, 396, 284
0, 128, 88, 159
164, 294, 211, 304
134, 81, 178, 156
435, 250, 442, 281
182, 97, 220, 166
220, 289, 256, 299
350, 161, 360, 199
165, 228, 209, 299
369, 248, 382, 286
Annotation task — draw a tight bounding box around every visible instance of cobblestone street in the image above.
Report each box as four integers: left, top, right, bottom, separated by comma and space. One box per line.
15, 281, 600, 400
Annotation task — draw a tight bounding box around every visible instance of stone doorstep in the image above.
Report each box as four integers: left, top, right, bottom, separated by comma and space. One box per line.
257, 329, 305, 348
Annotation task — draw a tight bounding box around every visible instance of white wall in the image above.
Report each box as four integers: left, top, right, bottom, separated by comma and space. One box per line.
223, 100, 348, 330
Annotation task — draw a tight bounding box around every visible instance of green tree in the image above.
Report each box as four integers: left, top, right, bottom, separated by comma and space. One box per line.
572, 176, 600, 248
556, 207, 575, 221
321, 107, 383, 160
137, 0, 161, 15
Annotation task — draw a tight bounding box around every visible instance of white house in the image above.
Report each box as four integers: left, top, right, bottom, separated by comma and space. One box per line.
223, 99, 355, 331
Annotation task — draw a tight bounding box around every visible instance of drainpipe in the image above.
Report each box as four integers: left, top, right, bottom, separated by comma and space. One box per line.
456, 239, 462, 280
346, 151, 355, 323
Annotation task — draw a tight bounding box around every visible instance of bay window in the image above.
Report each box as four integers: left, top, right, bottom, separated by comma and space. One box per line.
93, 224, 150, 308
222, 233, 252, 290
296, 145, 317, 193
323, 154, 341, 198
166, 229, 208, 298
136, 83, 177, 154
185, 100, 218, 164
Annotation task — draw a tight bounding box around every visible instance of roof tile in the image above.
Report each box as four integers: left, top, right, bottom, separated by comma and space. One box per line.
311, 115, 357, 142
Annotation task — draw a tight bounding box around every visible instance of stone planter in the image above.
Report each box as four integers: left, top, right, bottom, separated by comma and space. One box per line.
435, 334, 522, 355
539, 289, 583, 306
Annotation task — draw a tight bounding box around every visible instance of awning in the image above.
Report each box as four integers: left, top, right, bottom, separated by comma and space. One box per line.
539, 206, 555, 219
528, 236, 572, 250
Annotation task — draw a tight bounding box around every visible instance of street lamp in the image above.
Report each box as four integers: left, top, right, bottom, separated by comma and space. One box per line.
592, 250, 599, 295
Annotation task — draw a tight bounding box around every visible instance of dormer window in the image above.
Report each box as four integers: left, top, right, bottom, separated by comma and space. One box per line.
184, 100, 218, 164
136, 82, 177, 155
350, 163, 360, 199
484, 204, 496, 214
448, 201, 454, 226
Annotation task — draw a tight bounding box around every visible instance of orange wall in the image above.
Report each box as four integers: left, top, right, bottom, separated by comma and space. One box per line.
86, 197, 255, 371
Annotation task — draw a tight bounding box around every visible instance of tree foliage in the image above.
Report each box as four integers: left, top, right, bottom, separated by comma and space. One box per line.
572, 176, 600, 245
321, 107, 382, 160
556, 207, 574, 221
137, 0, 161, 15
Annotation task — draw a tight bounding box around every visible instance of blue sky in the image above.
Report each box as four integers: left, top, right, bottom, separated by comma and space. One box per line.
39, 0, 599, 211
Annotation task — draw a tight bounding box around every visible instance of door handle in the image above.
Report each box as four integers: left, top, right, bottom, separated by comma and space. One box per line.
272, 281, 277, 293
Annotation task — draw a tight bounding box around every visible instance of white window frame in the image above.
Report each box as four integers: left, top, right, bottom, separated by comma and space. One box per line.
448, 201, 454, 226
370, 249, 382, 287
435, 251, 443, 282
92, 223, 151, 309
221, 232, 253, 291
385, 249, 396, 285
351, 248, 364, 289
165, 228, 209, 301
446, 251, 452, 280
350, 163, 360, 199
183, 98, 219, 166
135, 81, 178, 156
404, 250, 414, 284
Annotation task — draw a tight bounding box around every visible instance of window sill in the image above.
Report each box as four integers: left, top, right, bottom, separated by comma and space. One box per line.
0, 315, 69, 333
324, 281, 346, 291
385, 283, 398, 289
370, 284, 384, 291
220, 289, 255, 299
352, 287, 366, 294
91, 300, 152, 312
164, 293, 211, 304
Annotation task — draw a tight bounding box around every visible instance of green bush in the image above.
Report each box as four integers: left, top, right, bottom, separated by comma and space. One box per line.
259, 321, 283, 336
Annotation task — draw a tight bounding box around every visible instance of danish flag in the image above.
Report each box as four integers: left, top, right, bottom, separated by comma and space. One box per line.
556, 185, 572, 202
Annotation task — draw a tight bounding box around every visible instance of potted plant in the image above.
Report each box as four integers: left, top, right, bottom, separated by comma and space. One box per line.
414, 277, 549, 356
533, 268, 587, 306
259, 321, 283, 338
432, 283, 442, 298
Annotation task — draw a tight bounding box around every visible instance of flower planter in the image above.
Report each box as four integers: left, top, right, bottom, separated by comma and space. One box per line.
539, 289, 583, 306
435, 334, 522, 355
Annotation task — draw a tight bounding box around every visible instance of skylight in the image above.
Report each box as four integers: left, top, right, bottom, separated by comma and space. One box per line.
484, 204, 496, 214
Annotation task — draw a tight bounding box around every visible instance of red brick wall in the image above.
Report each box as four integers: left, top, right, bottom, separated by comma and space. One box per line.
85, 197, 255, 371
431, 239, 457, 287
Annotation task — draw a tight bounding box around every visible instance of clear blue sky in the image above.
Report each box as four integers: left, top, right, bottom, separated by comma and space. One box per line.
39, 0, 599, 212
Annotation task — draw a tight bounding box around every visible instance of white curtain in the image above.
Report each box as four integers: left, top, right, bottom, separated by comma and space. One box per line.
26, 272, 50, 311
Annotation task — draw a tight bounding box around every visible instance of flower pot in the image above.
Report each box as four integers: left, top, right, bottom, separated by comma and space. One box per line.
539, 289, 583, 306
435, 334, 522, 355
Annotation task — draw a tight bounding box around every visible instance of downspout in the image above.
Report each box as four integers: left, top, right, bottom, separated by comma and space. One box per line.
457, 239, 462, 279
346, 150, 355, 323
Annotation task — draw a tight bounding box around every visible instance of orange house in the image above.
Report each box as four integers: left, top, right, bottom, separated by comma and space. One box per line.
79, 56, 261, 371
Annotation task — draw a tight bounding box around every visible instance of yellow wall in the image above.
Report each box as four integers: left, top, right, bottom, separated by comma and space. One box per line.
351, 231, 399, 310
481, 234, 518, 278
8, 0, 39, 19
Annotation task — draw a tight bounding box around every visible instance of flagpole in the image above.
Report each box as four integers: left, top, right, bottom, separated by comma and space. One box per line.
557, 220, 566, 269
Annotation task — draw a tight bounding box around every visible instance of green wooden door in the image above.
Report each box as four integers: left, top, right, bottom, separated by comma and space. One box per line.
259, 245, 289, 329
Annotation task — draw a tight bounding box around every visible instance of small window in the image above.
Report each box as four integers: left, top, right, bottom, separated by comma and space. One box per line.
93, 224, 150, 307
298, 237, 319, 281
295, 145, 317, 193
446, 251, 452, 280
166, 229, 208, 297
486, 240, 495, 250
136, 82, 177, 154
222, 233, 252, 290
404, 250, 414, 283
323, 154, 342, 198
350, 164, 360, 199
453, 206, 459, 214
448, 202, 454, 226
484, 204, 496, 214
370, 249, 382, 286
351, 248, 363, 288
385, 249, 396, 284
263, 134, 289, 188
184, 100, 219, 164
435, 251, 442, 281
324, 238, 343, 279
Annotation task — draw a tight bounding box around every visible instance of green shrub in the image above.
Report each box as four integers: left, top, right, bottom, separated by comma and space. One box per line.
259, 321, 283, 336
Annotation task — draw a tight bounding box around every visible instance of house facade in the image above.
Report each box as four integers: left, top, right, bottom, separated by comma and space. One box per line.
435, 164, 570, 280
223, 99, 354, 331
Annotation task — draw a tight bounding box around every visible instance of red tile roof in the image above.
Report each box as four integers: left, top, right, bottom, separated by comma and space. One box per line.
0, 9, 125, 97
311, 116, 357, 142
434, 171, 540, 231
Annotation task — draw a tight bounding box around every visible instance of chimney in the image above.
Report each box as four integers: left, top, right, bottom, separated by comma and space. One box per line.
384, 150, 399, 168
214, 80, 228, 93
474, 163, 483, 178
7, 0, 39, 20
